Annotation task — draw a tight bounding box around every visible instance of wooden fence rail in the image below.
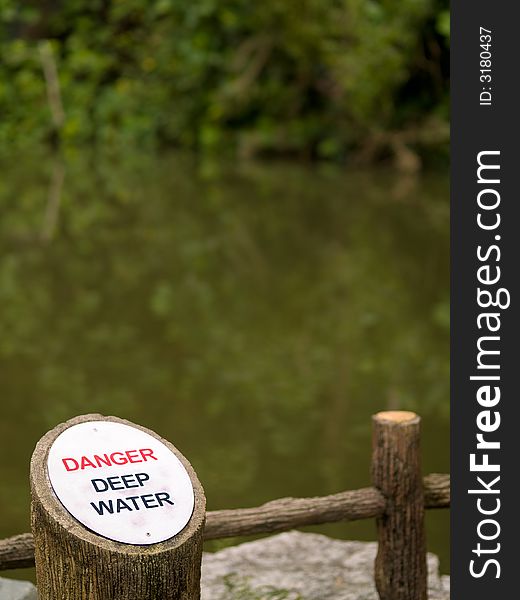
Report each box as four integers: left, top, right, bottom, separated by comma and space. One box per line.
0, 472, 449, 571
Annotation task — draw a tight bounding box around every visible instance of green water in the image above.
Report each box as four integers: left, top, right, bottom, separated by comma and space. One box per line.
0, 152, 449, 579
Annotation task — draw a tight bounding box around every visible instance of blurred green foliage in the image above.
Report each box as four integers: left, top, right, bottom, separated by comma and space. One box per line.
1, 0, 449, 159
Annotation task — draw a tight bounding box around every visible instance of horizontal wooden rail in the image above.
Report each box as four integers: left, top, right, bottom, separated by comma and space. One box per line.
205, 486, 385, 540
0, 534, 35, 571
0, 473, 448, 572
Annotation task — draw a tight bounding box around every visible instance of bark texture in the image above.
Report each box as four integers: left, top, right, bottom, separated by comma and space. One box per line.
372, 411, 427, 600
204, 486, 385, 540
423, 473, 450, 509
0, 533, 35, 570
30, 414, 206, 600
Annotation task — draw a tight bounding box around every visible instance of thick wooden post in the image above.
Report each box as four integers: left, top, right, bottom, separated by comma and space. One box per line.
30, 414, 206, 600
371, 411, 427, 600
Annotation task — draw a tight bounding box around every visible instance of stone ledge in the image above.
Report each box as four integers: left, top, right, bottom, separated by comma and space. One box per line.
201, 531, 450, 600
0, 578, 37, 600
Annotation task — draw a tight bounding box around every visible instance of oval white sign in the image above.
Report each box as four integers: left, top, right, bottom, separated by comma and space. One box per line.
47, 420, 195, 545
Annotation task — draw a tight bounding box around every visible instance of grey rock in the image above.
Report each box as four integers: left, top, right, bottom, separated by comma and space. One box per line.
0, 578, 37, 600
201, 531, 449, 600
441, 576, 450, 594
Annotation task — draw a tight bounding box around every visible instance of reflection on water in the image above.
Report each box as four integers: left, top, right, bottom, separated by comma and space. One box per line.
0, 152, 449, 577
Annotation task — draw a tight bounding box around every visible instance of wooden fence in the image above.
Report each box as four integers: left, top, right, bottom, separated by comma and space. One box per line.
0, 411, 450, 599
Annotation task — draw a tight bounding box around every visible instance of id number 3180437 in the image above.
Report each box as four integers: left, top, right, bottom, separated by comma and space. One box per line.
480, 27, 492, 106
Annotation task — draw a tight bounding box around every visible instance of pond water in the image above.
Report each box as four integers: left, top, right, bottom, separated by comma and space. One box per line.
0, 152, 449, 580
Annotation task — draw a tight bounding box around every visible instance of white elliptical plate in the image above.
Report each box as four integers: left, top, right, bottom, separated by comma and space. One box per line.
47, 420, 195, 545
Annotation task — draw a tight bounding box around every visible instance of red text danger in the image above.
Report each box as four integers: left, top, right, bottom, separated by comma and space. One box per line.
61, 449, 158, 471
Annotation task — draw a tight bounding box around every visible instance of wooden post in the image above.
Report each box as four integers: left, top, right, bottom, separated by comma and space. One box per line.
372, 411, 427, 600
30, 414, 206, 600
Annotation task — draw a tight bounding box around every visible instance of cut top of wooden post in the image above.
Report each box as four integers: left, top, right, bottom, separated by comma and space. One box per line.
31, 414, 206, 552
373, 410, 419, 424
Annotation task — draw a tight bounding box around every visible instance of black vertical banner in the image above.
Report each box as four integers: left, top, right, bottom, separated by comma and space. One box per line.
452, 1, 519, 597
